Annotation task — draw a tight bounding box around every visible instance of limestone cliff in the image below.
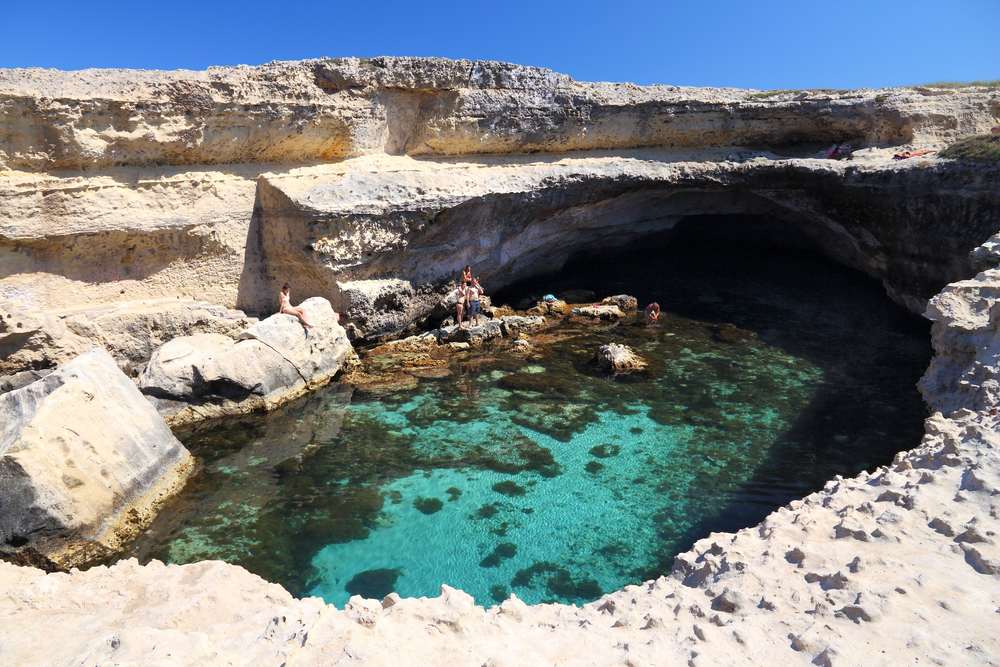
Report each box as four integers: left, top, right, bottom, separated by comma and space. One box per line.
2, 58, 998, 329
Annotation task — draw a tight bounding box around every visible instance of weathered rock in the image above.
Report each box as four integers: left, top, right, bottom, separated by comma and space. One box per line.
527, 299, 570, 317
0, 369, 51, 394
0, 298, 253, 378
499, 315, 547, 337
572, 305, 626, 321
594, 343, 648, 373
437, 320, 504, 346
601, 294, 639, 311
337, 279, 444, 342
139, 298, 351, 425
0, 348, 192, 567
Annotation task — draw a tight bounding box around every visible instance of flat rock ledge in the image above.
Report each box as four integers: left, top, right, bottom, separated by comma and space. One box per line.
0, 348, 193, 569
139, 297, 352, 426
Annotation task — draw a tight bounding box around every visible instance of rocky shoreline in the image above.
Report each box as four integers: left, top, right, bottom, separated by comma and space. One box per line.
1, 58, 998, 665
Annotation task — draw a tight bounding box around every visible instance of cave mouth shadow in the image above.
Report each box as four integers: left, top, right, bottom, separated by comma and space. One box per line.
495, 213, 932, 576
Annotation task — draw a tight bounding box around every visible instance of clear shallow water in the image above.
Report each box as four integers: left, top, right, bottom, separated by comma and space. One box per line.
123, 228, 930, 607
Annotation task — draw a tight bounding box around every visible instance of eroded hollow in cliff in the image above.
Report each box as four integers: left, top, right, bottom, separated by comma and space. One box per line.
122, 213, 930, 607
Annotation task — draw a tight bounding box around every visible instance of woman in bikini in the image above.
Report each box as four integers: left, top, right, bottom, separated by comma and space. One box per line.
461, 265, 473, 285
279, 283, 313, 328
455, 282, 468, 328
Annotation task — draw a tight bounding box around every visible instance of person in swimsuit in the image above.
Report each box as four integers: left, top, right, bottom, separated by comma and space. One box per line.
467, 278, 483, 325
279, 283, 313, 328
455, 282, 468, 328
461, 265, 473, 285
645, 302, 661, 323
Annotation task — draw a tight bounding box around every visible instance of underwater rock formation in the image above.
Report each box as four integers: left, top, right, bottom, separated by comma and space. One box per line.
0, 348, 192, 567
139, 297, 351, 425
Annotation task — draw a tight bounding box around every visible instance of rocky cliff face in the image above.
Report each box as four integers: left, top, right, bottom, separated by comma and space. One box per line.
4, 58, 997, 170
2, 58, 998, 327
244, 152, 1000, 340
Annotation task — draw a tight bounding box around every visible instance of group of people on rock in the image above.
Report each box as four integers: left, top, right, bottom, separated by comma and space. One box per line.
454, 265, 486, 328
279, 268, 663, 333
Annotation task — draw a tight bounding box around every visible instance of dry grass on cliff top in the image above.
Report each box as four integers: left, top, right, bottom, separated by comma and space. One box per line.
940, 135, 1000, 162
918, 80, 1000, 90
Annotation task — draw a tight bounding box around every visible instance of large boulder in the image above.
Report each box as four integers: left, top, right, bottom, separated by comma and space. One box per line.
594, 343, 648, 373
139, 298, 353, 425
601, 294, 639, 311
0, 348, 193, 568
337, 279, 445, 342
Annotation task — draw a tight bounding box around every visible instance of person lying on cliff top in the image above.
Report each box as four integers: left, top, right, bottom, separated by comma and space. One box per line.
645, 302, 661, 323
279, 283, 313, 329
892, 148, 935, 160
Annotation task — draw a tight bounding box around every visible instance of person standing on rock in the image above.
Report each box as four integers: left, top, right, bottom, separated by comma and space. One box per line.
461, 265, 473, 285
467, 278, 483, 325
455, 282, 468, 328
279, 283, 313, 329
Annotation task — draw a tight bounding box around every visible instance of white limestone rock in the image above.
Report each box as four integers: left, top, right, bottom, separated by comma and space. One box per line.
0, 348, 192, 567
139, 298, 352, 424
572, 304, 625, 321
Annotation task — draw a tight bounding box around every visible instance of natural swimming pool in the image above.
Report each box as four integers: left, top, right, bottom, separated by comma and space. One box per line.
123, 228, 931, 607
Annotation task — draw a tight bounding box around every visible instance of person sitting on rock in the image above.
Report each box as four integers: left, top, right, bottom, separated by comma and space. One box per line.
461, 265, 473, 285
279, 283, 313, 329
467, 278, 484, 325
645, 302, 661, 323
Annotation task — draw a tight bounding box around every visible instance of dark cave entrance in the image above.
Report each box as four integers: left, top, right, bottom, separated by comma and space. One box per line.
494, 213, 931, 554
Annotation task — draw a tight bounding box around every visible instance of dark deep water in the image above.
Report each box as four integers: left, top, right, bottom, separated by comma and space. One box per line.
123, 217, 931, 607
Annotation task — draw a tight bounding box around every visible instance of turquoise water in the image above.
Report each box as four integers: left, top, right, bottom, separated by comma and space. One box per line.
124, 232, 930, 607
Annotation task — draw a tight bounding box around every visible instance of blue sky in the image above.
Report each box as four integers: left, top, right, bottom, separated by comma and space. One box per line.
2, 0, 997, 88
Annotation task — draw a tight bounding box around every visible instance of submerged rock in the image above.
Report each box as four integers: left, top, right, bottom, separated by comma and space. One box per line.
139, 298, 352, 425
595, 343, 648, 373
0, 348, 192, 568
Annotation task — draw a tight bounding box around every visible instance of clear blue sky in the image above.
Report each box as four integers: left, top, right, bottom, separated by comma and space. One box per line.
2, 0, 997, 89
